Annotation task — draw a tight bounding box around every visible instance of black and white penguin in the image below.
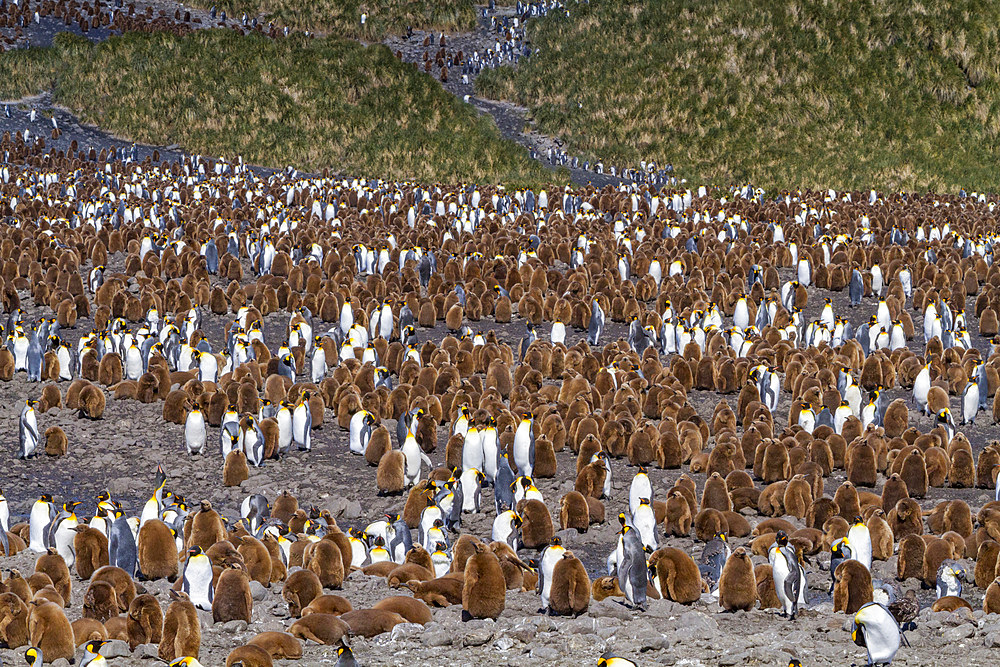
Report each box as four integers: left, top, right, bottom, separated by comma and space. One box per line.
852, 602, 903, 666
292, 393, 312, 451
19, 398, 39, 459
770, 531, 804, 619
109, 508, 138, 576
182, 546, 214, 611
513, 412, 535, 478
618, 523, 647, 610
29, 493, 56, 553
587, 298, 605, 346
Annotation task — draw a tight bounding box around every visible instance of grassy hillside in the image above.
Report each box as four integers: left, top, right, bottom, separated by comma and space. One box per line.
477, 0, 1000, 193
0, 30, 556, 186
188, 0, 476, 40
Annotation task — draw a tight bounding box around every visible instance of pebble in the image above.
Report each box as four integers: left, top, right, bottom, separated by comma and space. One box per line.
344, 499, 362, 519
984, 632, 1000, 648
495, 636, 515, 650
390, 623, 424, 641
589, 598, 632, 621
422, 631, 452, 647
249, 581, 268, 601
943, 623, 976, 641
102, 640, 130, 658
462, 626, 495, 646
133, 644, 160, 660
222, 619, 248, 632
530, 646, 560, 661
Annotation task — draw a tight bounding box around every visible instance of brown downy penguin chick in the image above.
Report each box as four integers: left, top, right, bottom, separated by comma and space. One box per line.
288, 613, 350, 645
247, 631, 303, 659
700, 472, 732, 512
6, 570, 32, 603
833, 559, 873, 614
82, 581, 122, 622
73, 524, 109, 580
846, 442, 878, 487
137, 519, 179, 581
223, 449, 250, 487
162, 390, 191, 425
377, 450, 407, 495
868, 510, 894, 561
462, 542, 506, 621
213, 563, 253, 624
71, 617, 108, 645
896, 534, 925, 581
301, 594, 352, 617
591, 576, 624, 602
976, 540, 1000, 589
43, 426, 67, 456
754, 564, 780, 609
490, 541, 531, 590
282, 569, 323, 618
126, 593, 163, 650
78, 383, 106, 419
35, 549, 71, 607
889, 498, 923, 539
400, 576, 464, 607
648, 547, 702, 604
518, 499, 554, 549
663, 489, 693, 537
188, 500, 226, 551
834, 482, 862, 521
340, 608, 407, 638
548, 551, 590, 616
718, 547, 755, 611
782, 475, 813, 520
984, 578, 1000, 614
265, 492, 295, 527
27, 600, 75, 661
305, 537, 345, 590
226, 644, 273, 667
922, 538, 955, 588
932, 596, 972, 613
881, 473, 909, 514
365, 426, 392, 466
883, 399, 909, 438
236, 534, 272, 587
0, 591, 29, 648
372, 596, 432, 625
159, 589, 200, 662
560, 491, 590, 533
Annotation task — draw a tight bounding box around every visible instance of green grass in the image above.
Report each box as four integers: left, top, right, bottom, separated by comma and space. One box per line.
0, 30, 558, 187
187, 0, 476, 40
476, 0, 1000, 193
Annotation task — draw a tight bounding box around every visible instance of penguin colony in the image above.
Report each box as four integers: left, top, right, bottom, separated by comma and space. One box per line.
3, 92, 1000, 666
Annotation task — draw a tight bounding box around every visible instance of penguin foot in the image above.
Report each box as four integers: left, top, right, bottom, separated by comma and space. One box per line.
461, 610, 472, 622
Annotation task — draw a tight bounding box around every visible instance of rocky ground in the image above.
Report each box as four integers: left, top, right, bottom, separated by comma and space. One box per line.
0, 253, 996, 666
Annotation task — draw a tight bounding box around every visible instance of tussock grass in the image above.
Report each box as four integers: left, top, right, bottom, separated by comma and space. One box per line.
187, 0, 476, 40
0, 30, 555, 186
477, 0, 1000, 192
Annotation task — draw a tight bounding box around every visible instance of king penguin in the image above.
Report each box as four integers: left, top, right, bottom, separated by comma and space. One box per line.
109, 508, 138, 576
618, 523, 647, 610
847, 517, 873, 570
513, 412, 536, 478
292, 393, 313, 451
182, 546, 215, 611
29, 493, 56, 553
769, 531, 804, 619
349, 410, 376, 455
852, 602, 904, 666
537, 538, 566, 613
587, 298, 605, 346
19, 398, 39, 459
961, 380, 979, 425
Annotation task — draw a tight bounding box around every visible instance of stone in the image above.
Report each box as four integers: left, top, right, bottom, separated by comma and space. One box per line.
531, 646, 560, 661
589, 598, 633, 621
422, 631, 452, 647
943, 623, 976, 641
984, 632, 1000, 648
495, 636, 515, 650
344, 499, 362, 519
133, 644, 160, 659
222, 619, 248, 632
102, 640, 130, 658
646, 598, 685, 619
391, 623, 423, 642
676, 610, 718, 640
462, 626, 495, 646
249, 580, 268, 601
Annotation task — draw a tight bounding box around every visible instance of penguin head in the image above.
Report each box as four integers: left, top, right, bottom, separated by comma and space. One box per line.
84, 639, 109, 655
511, 513, 522, 528
853, 516, 865, 528
775, 530, 789, 547
715, 532, 727, 543
25, 647, 42, 666
25, 398, 37, 408
39, 494, 53, 503
788, 660, 802, 667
